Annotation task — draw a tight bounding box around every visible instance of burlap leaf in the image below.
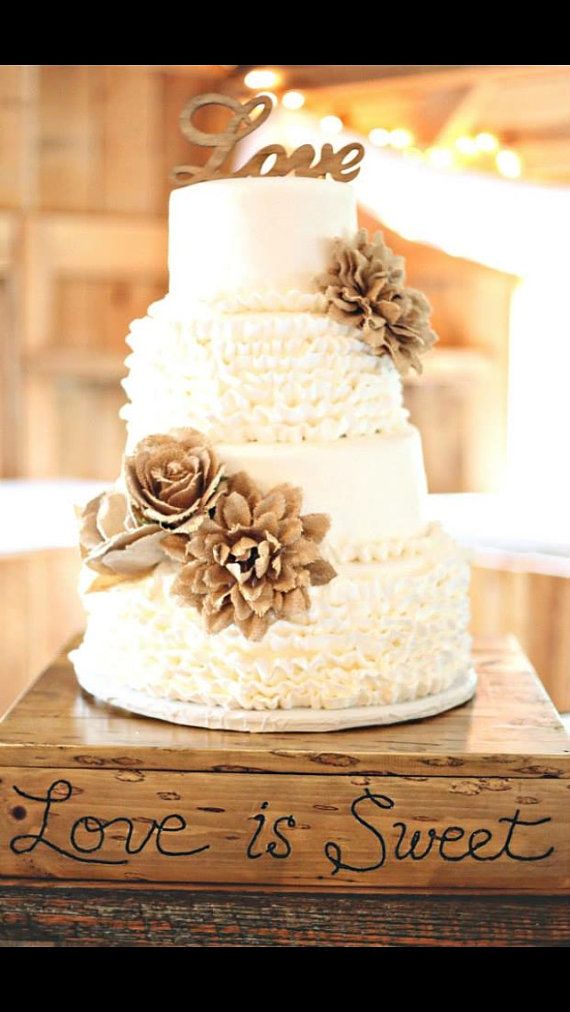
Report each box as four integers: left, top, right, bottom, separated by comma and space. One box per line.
317, 228, 437, 374
171, 471, 336, 641
79, 491, 167, 579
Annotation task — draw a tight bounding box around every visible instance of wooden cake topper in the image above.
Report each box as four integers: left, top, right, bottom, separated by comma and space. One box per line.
171, 93, 364, 186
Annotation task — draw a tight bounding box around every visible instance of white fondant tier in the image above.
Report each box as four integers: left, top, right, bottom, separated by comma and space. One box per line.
219, 429, 428, 553
121, 295, 409, 448
71, 525, 472, 713
168, 177, 357, 303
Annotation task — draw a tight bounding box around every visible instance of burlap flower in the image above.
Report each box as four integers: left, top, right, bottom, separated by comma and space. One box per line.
124, 428, 225, 534
79, 490, 167, 577
171, 471, 336, 641
317, 228, 437, 374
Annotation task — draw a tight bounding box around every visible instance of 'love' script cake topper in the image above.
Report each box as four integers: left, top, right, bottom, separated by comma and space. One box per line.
171, 93, 365, 186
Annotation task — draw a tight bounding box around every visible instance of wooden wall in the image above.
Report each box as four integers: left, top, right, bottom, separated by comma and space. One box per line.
0, 66, 217, 481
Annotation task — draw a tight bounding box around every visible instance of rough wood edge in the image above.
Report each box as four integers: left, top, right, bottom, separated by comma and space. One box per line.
1, 885, 568, 946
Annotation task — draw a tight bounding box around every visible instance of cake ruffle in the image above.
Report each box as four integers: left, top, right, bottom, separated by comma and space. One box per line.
120, 295, 409, 449
71, 525, 471, 712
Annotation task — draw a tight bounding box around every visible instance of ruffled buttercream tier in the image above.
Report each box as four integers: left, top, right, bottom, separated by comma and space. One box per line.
120, 294, 409, 449
71, 524, 471, 712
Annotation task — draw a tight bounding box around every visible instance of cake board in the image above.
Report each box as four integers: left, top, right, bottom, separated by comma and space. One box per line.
74, 664, 478, 732
1, 635, 569, 902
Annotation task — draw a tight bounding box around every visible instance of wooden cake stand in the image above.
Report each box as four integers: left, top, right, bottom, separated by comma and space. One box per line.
1, 635, 568, 947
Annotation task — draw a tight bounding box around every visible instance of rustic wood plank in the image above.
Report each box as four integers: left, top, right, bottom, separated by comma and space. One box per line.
0, 66, 38, 209
0, 886, 567, 946
0, 213, 20, 477
38, 66, 100, 212
99, 67, 164, 214
1, 637, 569, 777
1, 766, 567, 890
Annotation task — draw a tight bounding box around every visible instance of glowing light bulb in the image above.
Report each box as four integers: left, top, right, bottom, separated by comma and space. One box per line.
282, 90, 305, 111
390, 128, 414, 149
320, 115, 343, 136
244, 69, 281, 90
475, 132, 499, 153
496, 149, 522, 179
369, 127, 390, 147
455, 135, 477, 156
426, 147, 454, 170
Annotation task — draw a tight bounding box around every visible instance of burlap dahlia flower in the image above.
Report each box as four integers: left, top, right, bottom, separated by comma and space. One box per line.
317, 228, 437, 374
124, 428, 225, 533
171, 471, 336, 641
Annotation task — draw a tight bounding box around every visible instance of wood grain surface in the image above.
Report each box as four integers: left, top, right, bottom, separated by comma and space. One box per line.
2, 768, 567, 890
0, 885, 568, 946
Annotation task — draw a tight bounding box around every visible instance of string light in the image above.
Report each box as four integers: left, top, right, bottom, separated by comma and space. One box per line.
282, 90, 305, 111
320, 115, 344, 136
277, 103, 519, 181
455, 135, 478, 156
426, 147, 454, 170
496, 149, 522, 179
369, 127, 390, 147
390, 128, 414, 149
475, 132, 499, 153
244, 68, 281, 90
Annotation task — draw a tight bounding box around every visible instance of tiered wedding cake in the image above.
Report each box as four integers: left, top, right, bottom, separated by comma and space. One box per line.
70, 113, 473, 731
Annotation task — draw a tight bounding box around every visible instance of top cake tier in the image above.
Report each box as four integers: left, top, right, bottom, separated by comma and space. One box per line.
168, 176, 358, 302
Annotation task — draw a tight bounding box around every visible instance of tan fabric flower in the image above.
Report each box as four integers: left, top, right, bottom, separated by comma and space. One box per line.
124, 428, 225, 534
172, 471, 336, 641
79, 491, 166, 577
317, 228, 437, 374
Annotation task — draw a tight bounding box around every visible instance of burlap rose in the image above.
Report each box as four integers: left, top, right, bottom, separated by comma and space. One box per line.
124, 428, 225, 534
79, 490, 167, 578
317, 228, 437, 374
171, 471, 336, 641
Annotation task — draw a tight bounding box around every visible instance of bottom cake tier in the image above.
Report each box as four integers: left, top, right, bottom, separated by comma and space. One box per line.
70, 524, 472, 713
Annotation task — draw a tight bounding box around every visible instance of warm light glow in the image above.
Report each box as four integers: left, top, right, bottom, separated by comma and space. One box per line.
244, 68, 281, 90
369, 127, 390, 147
320, 115, 344, 136
475, 132, 499, 153
282, 90, 305, 111
496, 149, 522, 179
405, 147, 425, 163
426, 146, 454, 170
390, 128, 414, 149
455, 135, 477, 156
508, 276, 570, 500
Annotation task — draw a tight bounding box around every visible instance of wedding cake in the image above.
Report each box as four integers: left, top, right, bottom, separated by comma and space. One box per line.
70, 95, 473, 731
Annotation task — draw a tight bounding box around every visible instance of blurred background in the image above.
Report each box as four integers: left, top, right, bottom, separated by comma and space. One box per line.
1, 64, 569, 717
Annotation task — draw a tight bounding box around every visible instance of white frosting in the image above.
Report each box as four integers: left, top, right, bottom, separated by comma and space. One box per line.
121, 295, 409, 447
218, 429, 428, 549
168, 177, 358, 302
72, 525, 472, 711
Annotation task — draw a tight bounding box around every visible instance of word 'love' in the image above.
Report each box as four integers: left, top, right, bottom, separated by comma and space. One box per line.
171, 93, 364, 186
